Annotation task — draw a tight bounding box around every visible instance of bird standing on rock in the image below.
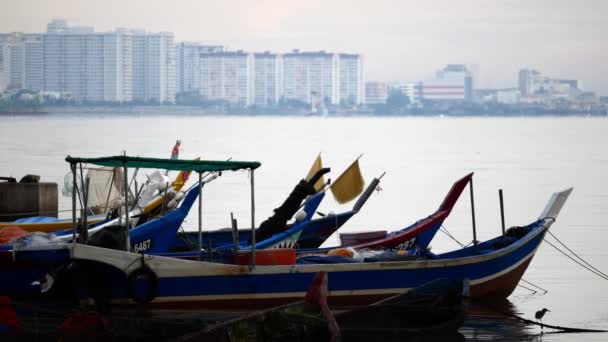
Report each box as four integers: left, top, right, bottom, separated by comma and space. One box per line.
535, 308, 550, 328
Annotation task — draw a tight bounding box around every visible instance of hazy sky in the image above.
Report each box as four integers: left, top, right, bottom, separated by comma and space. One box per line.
3, 0, 607, 94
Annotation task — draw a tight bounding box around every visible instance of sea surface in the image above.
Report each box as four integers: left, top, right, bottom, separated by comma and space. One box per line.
1, 114, 608, 341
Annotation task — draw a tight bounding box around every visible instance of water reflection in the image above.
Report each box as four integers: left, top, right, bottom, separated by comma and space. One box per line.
461, 299, 546, 341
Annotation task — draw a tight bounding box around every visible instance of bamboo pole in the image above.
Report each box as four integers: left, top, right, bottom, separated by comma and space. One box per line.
198, 172, 203, 260
123, 162, 130, 251
499, 189, 506, 235
470, 178, 478, 246
71, 163, 77, 242
250, 169, 256, 268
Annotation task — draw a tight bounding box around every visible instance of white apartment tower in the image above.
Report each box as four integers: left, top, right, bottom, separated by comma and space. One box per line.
200, 51, 251, 105
281, 51, 338, 105
0, 44, 9, 92
252, 52, 280, 106
0, 33, 43, 91
132, 32, 176, 103
43, 29, 133, 102
176, 43, 223, 93
338, 53, 364, 105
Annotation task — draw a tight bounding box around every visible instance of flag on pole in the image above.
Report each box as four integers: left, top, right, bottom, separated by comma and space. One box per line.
330, 159, 365, 204
171, 140, 181, 160
305, 153, 325, 192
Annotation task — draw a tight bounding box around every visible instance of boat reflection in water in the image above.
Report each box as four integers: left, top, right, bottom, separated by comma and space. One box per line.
461, 300, 542, 342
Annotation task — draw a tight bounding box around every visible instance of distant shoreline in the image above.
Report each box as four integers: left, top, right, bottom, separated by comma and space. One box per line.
0, 105, 606, 117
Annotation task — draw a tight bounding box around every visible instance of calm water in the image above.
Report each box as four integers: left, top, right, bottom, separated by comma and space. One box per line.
1, 114, 608, 341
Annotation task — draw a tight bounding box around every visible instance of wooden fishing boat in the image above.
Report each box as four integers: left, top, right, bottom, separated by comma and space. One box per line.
160, 172, 472, 263
169, 168, 381, 251
7, 172, 571, 309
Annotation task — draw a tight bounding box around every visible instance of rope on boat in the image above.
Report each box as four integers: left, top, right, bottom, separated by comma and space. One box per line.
519, 279, 548, 294
440, 224, 465, 247
545, 231, 608, 280
543, 238, 608, 281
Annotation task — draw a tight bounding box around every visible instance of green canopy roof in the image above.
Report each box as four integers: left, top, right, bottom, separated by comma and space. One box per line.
65, 155, 261, 172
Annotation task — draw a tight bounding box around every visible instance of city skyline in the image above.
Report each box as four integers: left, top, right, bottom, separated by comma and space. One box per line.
2, 0, 606, 95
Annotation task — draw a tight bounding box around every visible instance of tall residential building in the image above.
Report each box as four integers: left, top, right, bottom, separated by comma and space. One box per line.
0, 33, 43, 91
0, 44, 9, 91
252, 52, 280, 106
176, 42, 223, 93
132, 32, 176, 103
338, 54, 364, 105
43, 29, 133, 102
281, 50, 338, 105
200, 51, 251, 105
23, 34, 43, 91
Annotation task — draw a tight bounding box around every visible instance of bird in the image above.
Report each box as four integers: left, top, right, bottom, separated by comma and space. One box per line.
535, 308, 550, 328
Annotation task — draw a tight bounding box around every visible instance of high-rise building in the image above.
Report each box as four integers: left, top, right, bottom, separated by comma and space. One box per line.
338, 54, 364, 105
176, 42, 223, 94
132, 32, 176, 103
252, 52, 280, 106
281, 50, 338, 105
0, 33, 43, 91
199, 51, 251, 105
23, 34, 43, 91
43, 29, 133, 102
281, 50, 363, 106
0, 44, 9, 92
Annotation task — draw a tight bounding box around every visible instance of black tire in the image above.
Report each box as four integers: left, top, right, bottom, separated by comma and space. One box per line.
127, 265, 158, 304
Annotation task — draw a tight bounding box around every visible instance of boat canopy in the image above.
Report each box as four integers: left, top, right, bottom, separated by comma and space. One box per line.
65, 155, 261, 172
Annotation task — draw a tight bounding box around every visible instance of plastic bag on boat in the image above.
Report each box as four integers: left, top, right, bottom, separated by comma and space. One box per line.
352, 248, 384, 261
11, 232, 62, 249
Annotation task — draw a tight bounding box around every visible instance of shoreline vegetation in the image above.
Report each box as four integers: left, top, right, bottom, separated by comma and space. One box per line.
2, 89, 606, 116
0, 104, 606, 117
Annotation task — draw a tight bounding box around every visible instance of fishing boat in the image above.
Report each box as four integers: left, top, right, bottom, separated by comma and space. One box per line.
163, 172, 472, 262
5, 156, 572, 309
169, 157, 377, 251
302, 172, 473, 253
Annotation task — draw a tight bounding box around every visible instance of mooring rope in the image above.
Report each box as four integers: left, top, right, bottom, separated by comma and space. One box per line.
519, 279, 548, 294
546, 231, 608, 279
543, 237, 608, 281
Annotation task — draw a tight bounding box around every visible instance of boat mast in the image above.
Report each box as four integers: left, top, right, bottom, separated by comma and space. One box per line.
78, 162, 88, 244
499, 189, 506, 235
122, 155, 130, 251
198, 172, 203, 260
250, 169, 256, 268
71, 162, 77, 242
470, 177, 478, 246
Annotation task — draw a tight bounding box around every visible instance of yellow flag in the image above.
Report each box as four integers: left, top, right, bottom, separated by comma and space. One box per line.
330, 159, 365, 204
305, 153, 325, 192
171, 157, 201, 191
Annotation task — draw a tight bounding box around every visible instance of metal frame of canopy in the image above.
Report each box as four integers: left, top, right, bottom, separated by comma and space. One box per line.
65, 154, 261, 265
